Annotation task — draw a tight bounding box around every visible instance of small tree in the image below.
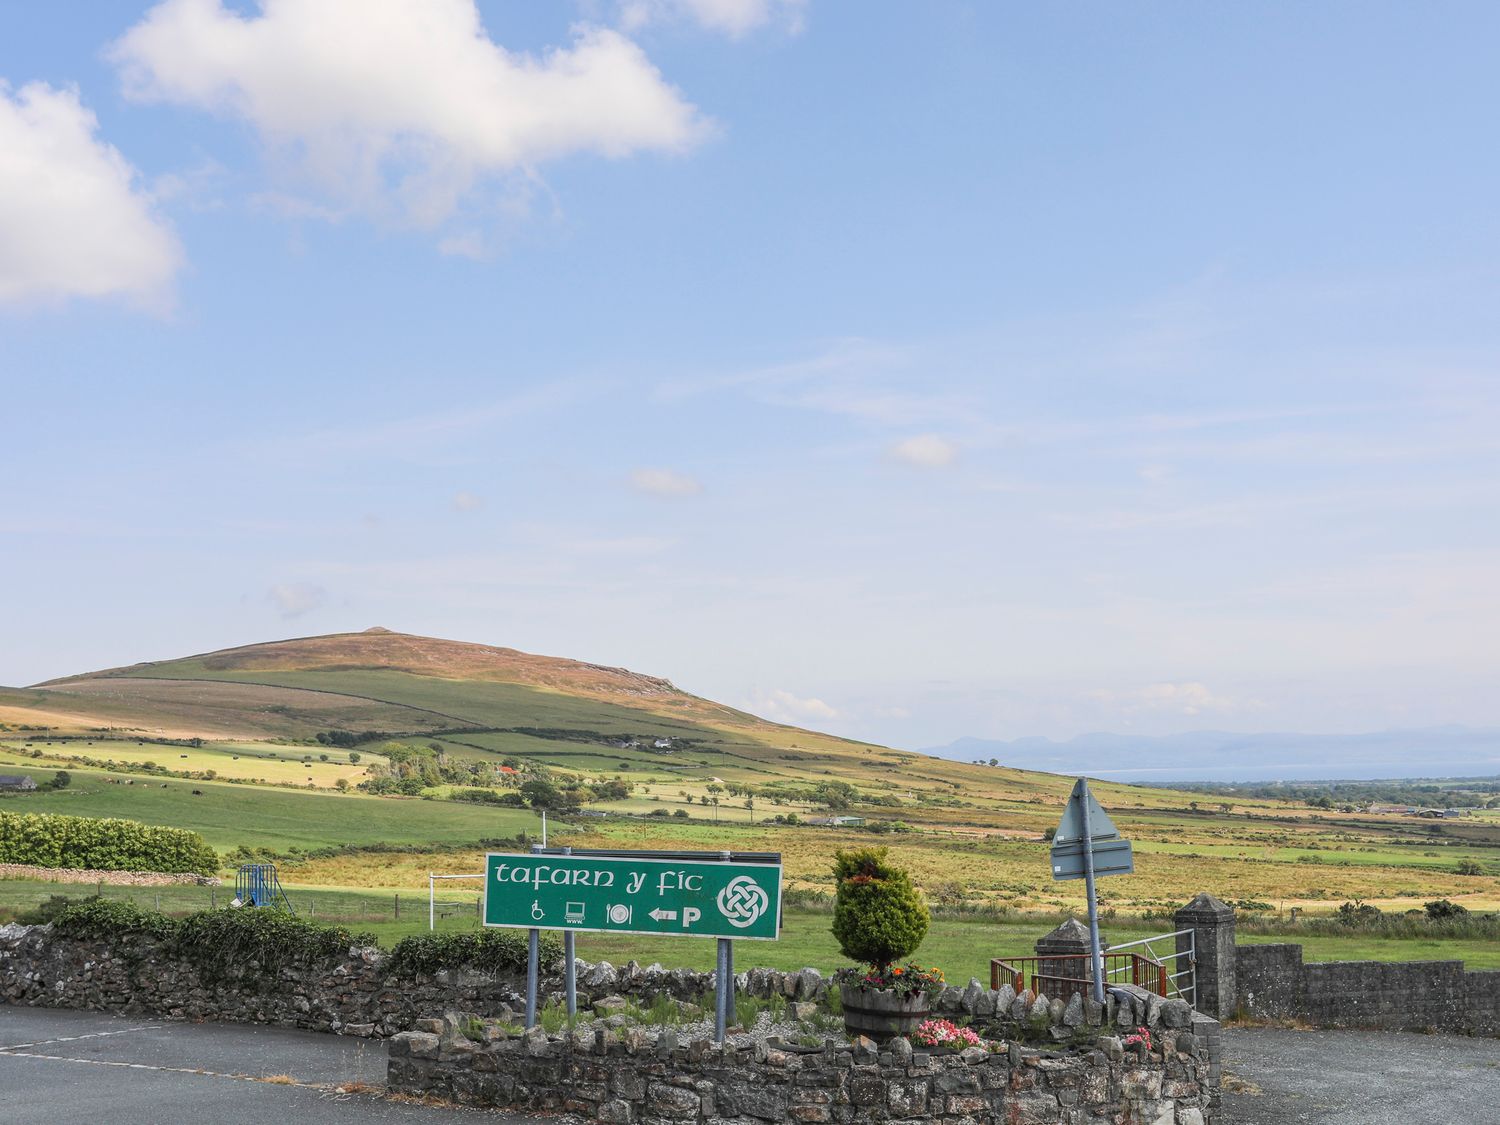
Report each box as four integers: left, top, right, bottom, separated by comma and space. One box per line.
831, 846, 929, 972
521, 778, 566, 810
348, 751, 362, 763
52, 770, 71, 790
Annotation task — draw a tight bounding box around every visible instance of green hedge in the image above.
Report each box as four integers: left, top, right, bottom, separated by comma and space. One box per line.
51, 898, 178, 940
0, 811, 218, 875
45, 900, 552, 980
174, 909, 372, 979
388, 929, 559, 977
48, 901, 372, 979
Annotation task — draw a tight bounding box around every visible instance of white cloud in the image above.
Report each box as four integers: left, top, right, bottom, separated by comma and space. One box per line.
451, 490, 483, 511
0, 80, 182, 307
1090, 681, 1246, 718
437, 231, 488, 260
630, 467, 702, 496
619, 0, 805, 37
753, 688, 840, 723
268, 582, 326, 618
110, 0, 711, 230
889, 433, 958, 469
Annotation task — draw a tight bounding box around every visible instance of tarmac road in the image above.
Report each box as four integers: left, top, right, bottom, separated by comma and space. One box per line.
1222, 1026, 1500, 1124
0, 1006, 528, 1124
9, 1005, 1498, 1123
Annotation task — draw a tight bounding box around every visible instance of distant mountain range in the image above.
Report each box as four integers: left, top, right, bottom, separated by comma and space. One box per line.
923, 727, 1500, 784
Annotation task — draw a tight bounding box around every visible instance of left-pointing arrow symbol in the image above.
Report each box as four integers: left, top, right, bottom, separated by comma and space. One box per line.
649, 908, 678, 922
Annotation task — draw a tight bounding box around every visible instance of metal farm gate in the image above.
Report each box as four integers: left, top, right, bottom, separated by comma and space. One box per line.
991, 928, 1196, 1007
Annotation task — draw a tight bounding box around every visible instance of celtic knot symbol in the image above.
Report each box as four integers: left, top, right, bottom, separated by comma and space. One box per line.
717, 875, 769, 928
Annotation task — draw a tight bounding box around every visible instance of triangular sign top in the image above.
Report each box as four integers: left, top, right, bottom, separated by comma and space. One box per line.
1052, 778, 1120, 845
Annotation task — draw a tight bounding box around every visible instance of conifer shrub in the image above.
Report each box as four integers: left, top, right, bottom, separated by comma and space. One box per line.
830, 846, 929, 972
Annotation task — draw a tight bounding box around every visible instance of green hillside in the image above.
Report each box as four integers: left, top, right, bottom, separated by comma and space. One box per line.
4, 628, 1500, 923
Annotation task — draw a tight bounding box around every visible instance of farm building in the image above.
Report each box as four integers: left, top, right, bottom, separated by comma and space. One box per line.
0, 775, 38, 791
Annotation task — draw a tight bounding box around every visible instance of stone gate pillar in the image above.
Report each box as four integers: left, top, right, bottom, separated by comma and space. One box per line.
1034, 917, 1099, 1001
1175, 893, 1235, 1018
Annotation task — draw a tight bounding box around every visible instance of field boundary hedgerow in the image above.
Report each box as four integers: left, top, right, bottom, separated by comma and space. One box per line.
0, 810, 218, 876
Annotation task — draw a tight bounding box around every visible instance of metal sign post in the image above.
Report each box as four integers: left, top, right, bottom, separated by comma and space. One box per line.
1050, 778, 1134, 1006
1078, 782, 1106, 1005
562, 846, 576, 1021
715, 851, 733, 1043
526, 841, 541, 1029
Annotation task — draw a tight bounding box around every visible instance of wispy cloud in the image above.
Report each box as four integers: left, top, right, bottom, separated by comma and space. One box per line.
268, 582, 326, 618
1088, 681, 1249, 717
889, 434, 958, 469
657, 338, 987, 431
251, 380, 592, 461
619, 0, 806, 37
629, 467, 702, 497
749, 688, 840, 723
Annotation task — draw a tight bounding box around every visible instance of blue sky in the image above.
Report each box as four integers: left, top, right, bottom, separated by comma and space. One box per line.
2, 1, 1497, 748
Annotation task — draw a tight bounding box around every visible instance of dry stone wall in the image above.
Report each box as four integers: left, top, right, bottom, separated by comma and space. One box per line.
387, 1013, 1221, 1125
1236, 942, 1500, 1036
0, 921, 1215, 1047
0, 864, 220, 887
1, 921, 529, 1036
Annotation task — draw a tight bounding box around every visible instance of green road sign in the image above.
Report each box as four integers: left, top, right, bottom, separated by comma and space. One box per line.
483, 852, 782, 940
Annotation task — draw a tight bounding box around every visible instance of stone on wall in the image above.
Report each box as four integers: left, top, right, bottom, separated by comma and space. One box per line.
1235, 940, 1500, 1036
387, 1017, 1222, 1125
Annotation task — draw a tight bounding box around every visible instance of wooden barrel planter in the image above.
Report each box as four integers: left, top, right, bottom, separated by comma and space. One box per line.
840, 984, 930, 1041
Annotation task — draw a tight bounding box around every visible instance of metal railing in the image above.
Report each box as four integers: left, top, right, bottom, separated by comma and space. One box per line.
1105, 929, 1195, 1007
428, 872, 484, 930
990, 929, 1195, 1007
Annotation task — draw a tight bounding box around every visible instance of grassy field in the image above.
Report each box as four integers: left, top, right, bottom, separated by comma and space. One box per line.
3, 745, 1497, 917
3, 876, 1495, 980
0, 738, 378, 788
0, 760, 534, 851
3, 627, 1498, 976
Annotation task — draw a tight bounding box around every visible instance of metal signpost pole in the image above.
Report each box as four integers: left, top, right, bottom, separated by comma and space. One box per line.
715, 850, 732, 1043
1078, 779, 1106, 1005
526, 842, 541, 1028
563, 846, 576, 1020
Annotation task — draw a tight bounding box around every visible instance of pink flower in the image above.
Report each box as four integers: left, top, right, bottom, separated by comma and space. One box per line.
911, 1019, 984, 1049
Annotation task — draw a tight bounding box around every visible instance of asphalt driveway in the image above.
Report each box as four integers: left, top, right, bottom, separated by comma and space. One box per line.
0, 1006, 524, 1124
1222, 1026, 1500, 1124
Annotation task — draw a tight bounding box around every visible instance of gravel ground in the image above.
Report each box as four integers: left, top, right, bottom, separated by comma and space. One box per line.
1222, 1026, 1500, 1124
